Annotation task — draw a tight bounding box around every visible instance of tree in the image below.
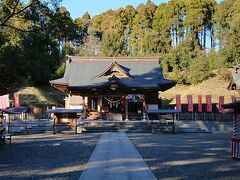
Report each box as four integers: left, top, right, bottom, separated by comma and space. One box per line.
51, 6, 76, 44
153, 1, 183, 50
82, 11, 91, 21
0, 0, 63, 93
142, 30, 163, 56
0, 0, 61, 28
187, 57, 211, 84
184, 0, 216, 49
75, 35, 100, 56
74, 17, 88, 45
161, 39, 198, 84
130, 1, 157, 56
101, 29, 126, 56
215, 0, 240, 64
98, 7, 136, 56
74, 11, 91, 45
89, 14, 103, 40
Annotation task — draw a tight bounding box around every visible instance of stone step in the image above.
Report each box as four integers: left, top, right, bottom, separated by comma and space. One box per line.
175, 121, 211, 133
80, 121, 151, 133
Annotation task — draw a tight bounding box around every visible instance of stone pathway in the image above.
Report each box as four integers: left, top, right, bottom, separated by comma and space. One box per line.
79, 132, 156, 180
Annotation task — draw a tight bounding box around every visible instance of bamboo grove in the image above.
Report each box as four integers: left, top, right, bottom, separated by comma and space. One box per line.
0, 0, 240, 93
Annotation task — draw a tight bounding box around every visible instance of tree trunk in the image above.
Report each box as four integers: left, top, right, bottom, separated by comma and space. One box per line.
211, 28, 214, 49
175, 27, 178, 46
203, 26, 206, 49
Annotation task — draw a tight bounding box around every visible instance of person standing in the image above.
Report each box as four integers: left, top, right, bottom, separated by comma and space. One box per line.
0, 115, 7, 143
0, 116, 7, 133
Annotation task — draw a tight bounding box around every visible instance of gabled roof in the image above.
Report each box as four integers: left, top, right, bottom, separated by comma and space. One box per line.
95, 61, 131, 78
50, 56, 176, 92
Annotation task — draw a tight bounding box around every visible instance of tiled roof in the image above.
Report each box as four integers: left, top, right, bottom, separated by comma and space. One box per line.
50, 56, 176, 91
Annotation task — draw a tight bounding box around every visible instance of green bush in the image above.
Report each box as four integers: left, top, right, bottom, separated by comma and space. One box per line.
187, 58, 212, 85
55, 63, 66, 78
168, 68, 188, 84
217, 67, 230, 81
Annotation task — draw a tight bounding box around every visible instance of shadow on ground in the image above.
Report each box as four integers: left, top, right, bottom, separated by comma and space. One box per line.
0, 133, 101, 179
128, 132, 240, 180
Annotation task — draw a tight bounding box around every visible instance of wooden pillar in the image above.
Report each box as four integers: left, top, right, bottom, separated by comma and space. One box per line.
98, 96, 102, 112
99, 96, 103, 119
84, 97, 88, 109
52, 113, 56, 134
125, 96, 129, 121
142, 96, 146, 120
83, 96, 85, 106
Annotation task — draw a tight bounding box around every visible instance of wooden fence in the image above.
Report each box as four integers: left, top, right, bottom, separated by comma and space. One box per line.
179, 112, 234, 121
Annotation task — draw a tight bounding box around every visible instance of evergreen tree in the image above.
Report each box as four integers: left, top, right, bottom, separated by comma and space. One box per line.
130, 1, 157, 56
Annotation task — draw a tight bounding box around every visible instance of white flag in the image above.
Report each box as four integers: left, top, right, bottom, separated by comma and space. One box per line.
0, 94, 10, 109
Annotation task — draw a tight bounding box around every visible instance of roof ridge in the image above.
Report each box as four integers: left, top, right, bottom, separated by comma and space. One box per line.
67, 56, 160, 62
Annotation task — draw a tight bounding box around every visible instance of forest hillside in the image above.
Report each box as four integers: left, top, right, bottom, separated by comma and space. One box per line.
1, 0, 240, 95
161, 74, 237, 105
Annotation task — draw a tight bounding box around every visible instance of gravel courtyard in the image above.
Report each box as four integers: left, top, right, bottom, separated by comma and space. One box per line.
128, 132, 240, 180
0, 133, 101, 180
1, 132, 240, 180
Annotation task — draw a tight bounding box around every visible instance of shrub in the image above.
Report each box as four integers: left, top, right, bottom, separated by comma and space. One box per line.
55, 63, 66, 78
187, 58, 212, 85
217, 67, 230, 81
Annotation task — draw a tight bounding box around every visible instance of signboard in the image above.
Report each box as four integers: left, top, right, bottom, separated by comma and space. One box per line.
218, 96, 224, 113
0, 94, 10, 109
187, 95, 193, 112
198, 95, 202, 113
206, 95, 212, 112
176, 95, 181, 111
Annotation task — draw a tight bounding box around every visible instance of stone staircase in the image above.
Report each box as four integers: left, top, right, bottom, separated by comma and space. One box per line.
8, 118, 151, 134
118, 121, 151, 133
79, 120, 151, 133
175, 121, 211, 133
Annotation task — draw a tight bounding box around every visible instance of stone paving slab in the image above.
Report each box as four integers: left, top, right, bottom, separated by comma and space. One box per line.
79, 132, 156, 180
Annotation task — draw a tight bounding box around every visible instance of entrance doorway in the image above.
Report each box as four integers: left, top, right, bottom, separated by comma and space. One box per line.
102, 96, 125, 121
102, 96, 124, 113
128, 101, 143, 120
126, 94, 144, 120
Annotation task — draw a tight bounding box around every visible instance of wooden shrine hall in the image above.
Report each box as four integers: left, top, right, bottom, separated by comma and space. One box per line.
50, 56, 176, 121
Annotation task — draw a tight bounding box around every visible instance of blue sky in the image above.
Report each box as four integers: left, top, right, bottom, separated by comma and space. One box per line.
62, 0, 223, 20
62, 0, 167, 19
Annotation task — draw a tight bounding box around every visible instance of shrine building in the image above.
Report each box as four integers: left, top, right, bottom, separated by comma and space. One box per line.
50, 56, 176, 120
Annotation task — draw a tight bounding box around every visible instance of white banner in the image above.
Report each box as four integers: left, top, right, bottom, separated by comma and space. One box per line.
0, 94, 10, 109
